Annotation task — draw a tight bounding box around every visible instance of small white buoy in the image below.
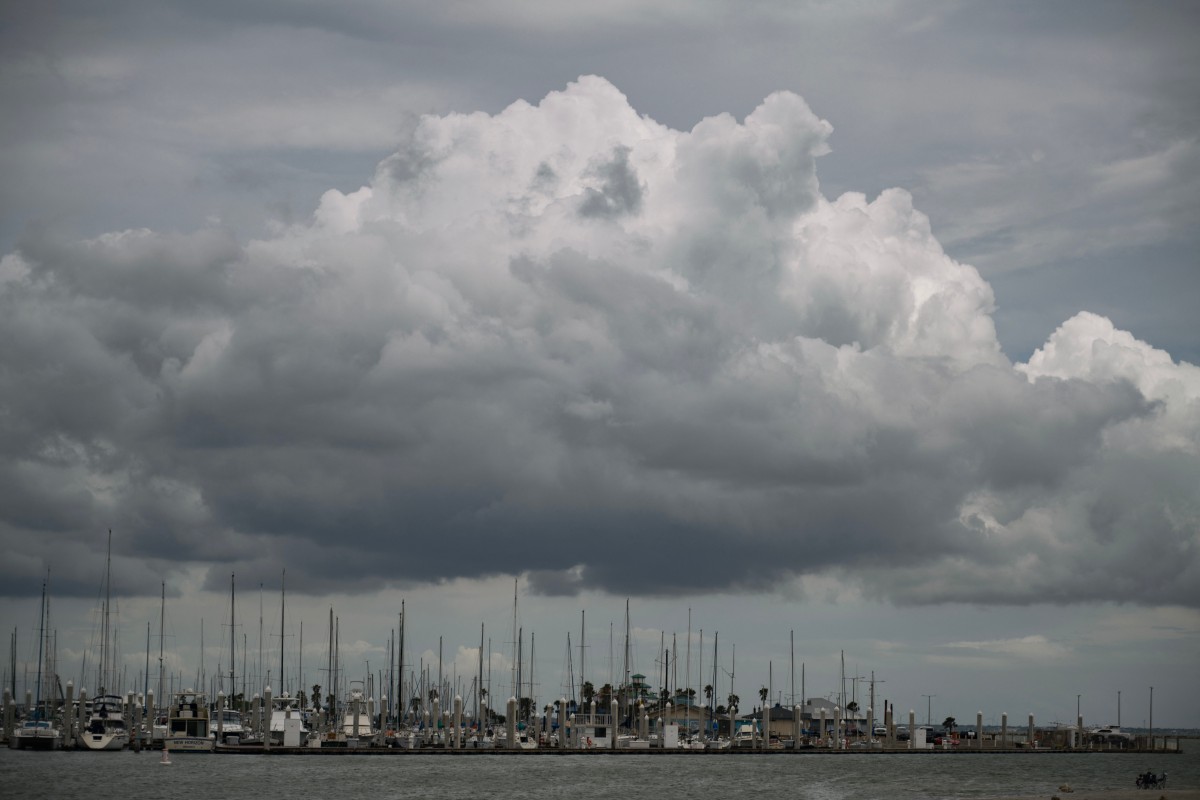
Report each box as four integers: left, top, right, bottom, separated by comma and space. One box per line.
160, 746, 171, 765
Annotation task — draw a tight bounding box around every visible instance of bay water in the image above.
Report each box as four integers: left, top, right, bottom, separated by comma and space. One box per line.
2, 747, 1196, 799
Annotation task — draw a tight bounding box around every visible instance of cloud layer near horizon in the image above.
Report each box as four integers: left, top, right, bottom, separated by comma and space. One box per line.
2, 77, 1196, 606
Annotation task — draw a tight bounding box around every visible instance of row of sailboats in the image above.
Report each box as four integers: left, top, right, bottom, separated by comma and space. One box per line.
7, 543, 767, 752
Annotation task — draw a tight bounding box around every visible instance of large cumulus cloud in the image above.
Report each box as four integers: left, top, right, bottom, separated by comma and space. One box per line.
1, 76, 1195, 605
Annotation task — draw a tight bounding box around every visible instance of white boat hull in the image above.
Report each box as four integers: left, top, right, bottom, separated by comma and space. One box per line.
10, 727, 63, 750
165, 736, 215, 752
80, 730, 128, 751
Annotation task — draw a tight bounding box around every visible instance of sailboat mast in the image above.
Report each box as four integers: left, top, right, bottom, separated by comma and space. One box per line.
659, 631, 665, 713
671, 633, 677, 706
510, 579, 518, 701
101, 529, 111, 693
258, 585, 263, 695
229, 573, 236, 697
157, 581, 164, 708
711, 631, 718, 717
398, 601, 405, 721
34, 575, 46, 719
622, 599, 630, 720
9, 628, 15, 704
327, 607, 333, 720
730, 643, 735, 712
477, 622, 484, 725
685, 608, 691, 737
279, 569, 286, 696
565, 632, 574, 708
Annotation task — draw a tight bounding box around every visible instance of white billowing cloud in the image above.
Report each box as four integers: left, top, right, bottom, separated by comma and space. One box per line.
1024, 312, 1200, 460
936, 635, 1072, 665
1, 76, 1196, 609
1021, 311, 1200, 435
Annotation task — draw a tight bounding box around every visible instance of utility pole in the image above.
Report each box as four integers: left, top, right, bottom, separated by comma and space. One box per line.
1149, 686, 1153, 744
923, 694, 936, 727
869, 671, 884, 726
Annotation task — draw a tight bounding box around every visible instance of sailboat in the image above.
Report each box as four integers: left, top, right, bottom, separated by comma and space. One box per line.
502, 580, 538, 750
149, 581, 168, 745
81, 532, 129, 751
213, 573, 248, 745
9, 576, 64, 750
81, 692, 128, 750
266, 571, 310, 747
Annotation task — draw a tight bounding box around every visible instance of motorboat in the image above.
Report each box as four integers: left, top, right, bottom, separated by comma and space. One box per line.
269, 693, 310, 747
338, 684, 375, 744
80, 693, 129, 750
733, 722, 757, 748
165, 690, 214, 752
212, 707, 250, 745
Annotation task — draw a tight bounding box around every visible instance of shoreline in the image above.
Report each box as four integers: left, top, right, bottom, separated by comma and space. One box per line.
983, 792, 1198, 800
207, 743, 1186, 755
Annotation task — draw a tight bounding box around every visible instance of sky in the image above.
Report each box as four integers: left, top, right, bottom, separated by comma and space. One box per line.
1, 1, 1197, 729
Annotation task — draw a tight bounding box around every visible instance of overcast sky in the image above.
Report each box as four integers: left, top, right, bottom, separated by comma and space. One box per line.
2, 1, 1197, 728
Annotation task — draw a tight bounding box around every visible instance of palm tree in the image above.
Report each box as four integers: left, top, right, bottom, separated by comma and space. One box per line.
704, 684, 713, 706
311, 684, 322, 711
758, 686, 768, 707
727, 693, 740, 712
581, 681, 596, 706
942, 716, 957, 736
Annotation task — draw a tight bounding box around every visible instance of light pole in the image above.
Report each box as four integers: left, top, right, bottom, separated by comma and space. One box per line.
923, 694, 936, 727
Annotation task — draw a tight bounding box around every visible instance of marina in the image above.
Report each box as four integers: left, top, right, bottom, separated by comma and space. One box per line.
3, 680, 1190, 756
2, 575, 1189, 759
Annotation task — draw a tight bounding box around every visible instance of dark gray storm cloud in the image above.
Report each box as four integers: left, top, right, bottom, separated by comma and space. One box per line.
2, 77, 1195, 609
